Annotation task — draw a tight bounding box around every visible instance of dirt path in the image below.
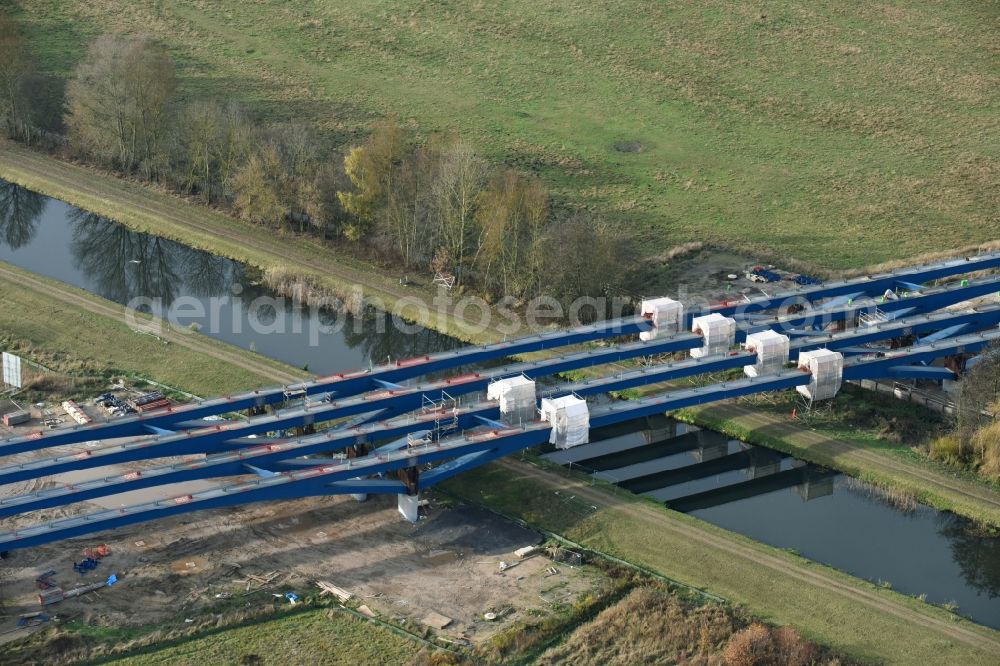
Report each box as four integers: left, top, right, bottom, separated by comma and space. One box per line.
696, 403, 1000, 518
0, 264, 306, 386
494, 458, 1000, 654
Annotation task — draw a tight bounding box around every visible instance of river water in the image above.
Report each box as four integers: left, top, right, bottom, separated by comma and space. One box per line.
548, 417, 1000, 629
0, 179, 461, 375
2, 179, 998, 628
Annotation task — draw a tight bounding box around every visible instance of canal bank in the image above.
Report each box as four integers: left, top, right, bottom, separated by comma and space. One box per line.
0, 179, 463, 377
0, 141, 513, 345
0, 262, 304, 396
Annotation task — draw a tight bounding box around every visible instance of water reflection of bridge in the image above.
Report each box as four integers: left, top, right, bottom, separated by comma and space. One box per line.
548, 423, 836, 512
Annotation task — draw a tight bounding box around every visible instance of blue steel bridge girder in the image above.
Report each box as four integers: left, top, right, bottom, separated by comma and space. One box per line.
2, 348, 752, 497
0, 332, 699, 459
0, 315, 656, 453
917, 323, 970, 344
895, 280, 927, 293
0, 428, 552, 551
4, 272, 998, 460
0, 362, 807, 519
705, 251, 1000, 318
842, 329, 1000, 381
739, 276, 1000, 338
883, 366, 957, 381
4, 265, 999, 458
0, 370, 820, 550
0, 331, 706, 460
6, 303, 1000, 496
5, 329, 1000, 550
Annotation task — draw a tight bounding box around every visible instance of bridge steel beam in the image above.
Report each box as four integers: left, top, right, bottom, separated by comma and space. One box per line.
4, 304, 1000, 497
4, 272, 999, 459
6, 328, 1000, 550
705, 251, 1000, 318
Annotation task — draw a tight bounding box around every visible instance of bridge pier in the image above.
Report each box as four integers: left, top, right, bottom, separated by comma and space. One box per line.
944, 353, 972, 377
397, 467, 420, 522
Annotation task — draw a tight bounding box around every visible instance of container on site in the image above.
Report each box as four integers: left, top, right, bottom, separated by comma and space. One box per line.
3, 410, 30, 426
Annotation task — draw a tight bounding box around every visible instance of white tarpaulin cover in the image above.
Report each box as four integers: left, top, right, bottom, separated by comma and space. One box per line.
487, 375, 536, 421
743, 330, 790, 377
690, 313, 736, 358
540, 395, 590, 449
796, 349, 843, 401
639, 297, 683, 342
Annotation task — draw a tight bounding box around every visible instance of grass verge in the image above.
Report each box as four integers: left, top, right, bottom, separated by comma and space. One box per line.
443, 458, 1000, 665
95, 606, 419, 666
0, 260, 302, 397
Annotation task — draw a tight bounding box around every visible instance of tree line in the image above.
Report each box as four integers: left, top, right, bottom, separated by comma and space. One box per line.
0, 19, 627, 314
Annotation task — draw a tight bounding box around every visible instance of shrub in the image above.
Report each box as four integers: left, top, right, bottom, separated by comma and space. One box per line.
971, 421, 1000, 480
723, 623, 774, 666
928, 435, 962, 464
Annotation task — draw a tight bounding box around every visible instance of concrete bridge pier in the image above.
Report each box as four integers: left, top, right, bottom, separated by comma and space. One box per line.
397, 467, 420, 522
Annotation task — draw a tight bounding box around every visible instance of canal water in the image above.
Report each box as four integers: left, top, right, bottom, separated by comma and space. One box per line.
547, 416, 1000, 629
0, 179, 461, 375
3, 179, 999, 628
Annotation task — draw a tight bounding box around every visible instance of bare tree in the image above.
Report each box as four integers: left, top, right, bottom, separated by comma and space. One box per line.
955, 342, 1000, 458
539, 211, 627, 313
431, 138, 487, 285
66, 34, 176, 177
380, 142, 439, 267
0, 14, 38, 142
217, 102, 255, 199
172, 99, 223, 200
273, 122, 324, 232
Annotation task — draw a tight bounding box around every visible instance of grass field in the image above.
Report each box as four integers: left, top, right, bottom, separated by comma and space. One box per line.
0, 261, 302, 396
11, 0, 999, 270
98, 608, 419, 666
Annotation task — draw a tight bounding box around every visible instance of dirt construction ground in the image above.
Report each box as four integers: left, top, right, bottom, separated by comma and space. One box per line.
0, 493, 603, 647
